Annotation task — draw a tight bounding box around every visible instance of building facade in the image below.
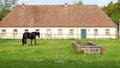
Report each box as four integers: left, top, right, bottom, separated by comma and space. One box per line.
0, 4, 118, 39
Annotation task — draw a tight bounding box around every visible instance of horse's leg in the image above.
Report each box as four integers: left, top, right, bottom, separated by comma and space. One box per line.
22, 39, 24, 46
22, 38, 26, 46
23, 39, 26, 46
22, 40, 25, 46
24, 39, 27, 46
30, 39, 33, 45
34, 39, 36, 45
25, 39, 27, 45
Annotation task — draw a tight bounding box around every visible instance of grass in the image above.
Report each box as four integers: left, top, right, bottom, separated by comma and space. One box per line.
0, 39, 120, 68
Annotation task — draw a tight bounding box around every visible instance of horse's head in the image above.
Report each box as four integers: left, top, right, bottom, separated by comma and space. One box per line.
36, 32, 40, 38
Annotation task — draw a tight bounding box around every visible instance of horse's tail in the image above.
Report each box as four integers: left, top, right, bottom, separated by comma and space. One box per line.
22, 33, 25, 45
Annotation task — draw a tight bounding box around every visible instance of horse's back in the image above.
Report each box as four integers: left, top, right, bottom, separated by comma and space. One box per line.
23, 32, 39, 39
32, 32, 40, 38
23, 32, 30, 38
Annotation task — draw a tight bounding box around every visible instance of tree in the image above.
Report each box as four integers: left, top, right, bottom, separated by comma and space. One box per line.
118, 0, 120, 2
73, 0, 83, 5
77, 0, 83, 5
102, 1, 120, 25
0, 0, 18, 21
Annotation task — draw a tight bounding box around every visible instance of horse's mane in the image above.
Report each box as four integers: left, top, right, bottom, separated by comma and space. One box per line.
32, 32, 40, 37
32, 32, 40, 34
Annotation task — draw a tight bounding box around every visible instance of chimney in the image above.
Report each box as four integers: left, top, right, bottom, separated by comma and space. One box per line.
22, 3, 25, 8
22, 3, 25, 5
64, 2, 68, 7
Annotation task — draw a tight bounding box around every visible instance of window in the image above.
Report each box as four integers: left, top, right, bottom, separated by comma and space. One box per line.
47, 29, 51, 35
105, 29, 110, 35
58, 29, 63, 36
46, 29, 52, 38
94, 29, 98, 35
69, 29, 74, 35
36, 29, 39, 32
88, 29, 90, 32
1, 29, 6, 36
25, 29, 28, 32
13, 29, 18, 37
13, 29, 17, 34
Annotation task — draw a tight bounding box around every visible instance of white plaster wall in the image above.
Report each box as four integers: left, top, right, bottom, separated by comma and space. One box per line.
0, 27, 117, 39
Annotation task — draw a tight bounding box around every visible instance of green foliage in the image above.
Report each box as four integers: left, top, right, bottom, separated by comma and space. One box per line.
73, 0, 83, 5
118, 0, 120, 2
77, 0, 83, 5
102, 1, 120, 25
0, 39, 120, 68
0, 0, 18, 21
0, 9, 10, 20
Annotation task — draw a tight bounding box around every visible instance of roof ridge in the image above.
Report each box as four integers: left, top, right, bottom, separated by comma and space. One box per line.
17, 4, 99, 6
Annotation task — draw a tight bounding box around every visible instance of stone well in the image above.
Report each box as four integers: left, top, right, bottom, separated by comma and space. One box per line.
72, 42, 107, 54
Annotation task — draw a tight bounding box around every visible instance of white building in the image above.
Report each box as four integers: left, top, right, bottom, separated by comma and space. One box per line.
0, 4, 118, 39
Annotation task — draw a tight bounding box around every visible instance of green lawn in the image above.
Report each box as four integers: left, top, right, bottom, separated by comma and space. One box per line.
0, 39, 120, 68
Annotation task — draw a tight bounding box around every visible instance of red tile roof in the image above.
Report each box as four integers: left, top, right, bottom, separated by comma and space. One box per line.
0, 4, 117, 27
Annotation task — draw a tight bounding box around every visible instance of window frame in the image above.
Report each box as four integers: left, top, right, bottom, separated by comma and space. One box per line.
1, 29, 6, 36
36, 29, 39, 32
58, 29, 63, 36
25, 29, 28, 32
46, 29, 51, 35
105, 29, 110, 35
94, 29, 98, 35
13, 29, 18, 37
69, 29, 74, 35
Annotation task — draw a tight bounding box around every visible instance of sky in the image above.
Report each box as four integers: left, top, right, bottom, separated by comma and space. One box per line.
18, 0, 118, 7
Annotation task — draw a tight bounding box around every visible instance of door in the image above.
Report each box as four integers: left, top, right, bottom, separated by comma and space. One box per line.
81, 29, 86, 39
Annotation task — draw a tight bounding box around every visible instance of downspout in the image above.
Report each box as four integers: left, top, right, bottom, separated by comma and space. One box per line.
119, 21, 120, 36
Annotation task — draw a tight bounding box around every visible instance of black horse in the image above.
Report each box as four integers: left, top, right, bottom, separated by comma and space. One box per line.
22, 32, 40, 46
